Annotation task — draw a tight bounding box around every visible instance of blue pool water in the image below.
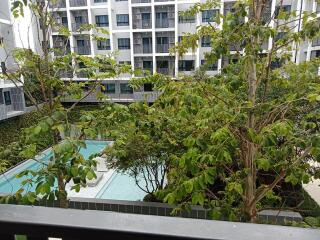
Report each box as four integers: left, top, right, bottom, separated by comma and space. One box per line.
0, 140, 108, 194
97, 172, 147, 201
0, 140, 147, 201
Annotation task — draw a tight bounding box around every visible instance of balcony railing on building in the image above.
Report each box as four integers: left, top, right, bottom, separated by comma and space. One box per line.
49, 0, 67, 8
3, 205, 318, 240
156, 43, 170, 53
156, 19, 170, 28
72, 20, 89, 31
58, 70, 73, 78
312, 37, 320, 47
133, 18, 152, 29
70, 0, 87, 7
131, 0, 150, 3
74, 46, 91, 55
157, 67, 174, 76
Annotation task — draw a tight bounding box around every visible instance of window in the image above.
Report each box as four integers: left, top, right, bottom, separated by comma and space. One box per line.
4, 91, 11, 105
120, 83, 133, 94
0, 90, 3, 105
102, 83, 116, 94
144, 83, 153, 92
95, 15, 109, 27
75, 16, 84, 24
61, 16, 68, 26
116, 14, 129, 26
202, 10, 218, 22
143, 61, 152, 70
275, 5, 291, 18
178, 12, 195, 23
274, 32, 287, 42
118, 38, 130, 50
94, 0, 107, 3
142, 13, 151, 21
178, 60, 195, 71
201, 60, 218, 71
97, 39, 111, 50
116, 0, 127, 1
1, 62, 6, 74
201, 36, 211, 47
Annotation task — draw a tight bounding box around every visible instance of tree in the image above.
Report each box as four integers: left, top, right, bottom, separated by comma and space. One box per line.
120, 0, 320, 221
0, 0, 130, 207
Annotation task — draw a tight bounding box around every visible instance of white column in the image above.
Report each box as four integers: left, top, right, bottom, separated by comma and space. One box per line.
174, 0, 179, 77
129, 0, 135, 73
152, 0, 156, 74
87, 0, 96, 56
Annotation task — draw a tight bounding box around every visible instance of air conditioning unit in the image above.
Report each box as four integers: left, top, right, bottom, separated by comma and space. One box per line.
136, 62, 143, 68
134, 14, 142, 20
168, 12, 175, 18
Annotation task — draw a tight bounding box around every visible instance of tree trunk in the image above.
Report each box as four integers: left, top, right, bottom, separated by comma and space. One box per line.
244, 54, 258, 222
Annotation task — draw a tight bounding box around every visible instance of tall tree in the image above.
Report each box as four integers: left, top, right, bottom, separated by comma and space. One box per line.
0, 0, 130, 207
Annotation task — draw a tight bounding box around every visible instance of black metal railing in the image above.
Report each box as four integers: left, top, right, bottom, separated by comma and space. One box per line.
70, 0, 87, 7
0, 204, 319, 240
74, 46, 91, 55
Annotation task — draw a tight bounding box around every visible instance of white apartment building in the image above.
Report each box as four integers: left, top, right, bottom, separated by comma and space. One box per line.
2, 0, 319, 105
0, 0, 26, 120
48, 0, 320, 103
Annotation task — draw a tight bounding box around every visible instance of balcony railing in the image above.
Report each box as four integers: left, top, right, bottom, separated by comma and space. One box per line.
0, 204, 319, 240
156, 44, 170, 53
49, 0, 66, 8
155, 19, 169, 28
72, 21, 89, 31
70, 0, 87, 7
312, 37, 320, 47
74, 46, 91, 55
131, 0, 151, 3
157, 67, 174, 76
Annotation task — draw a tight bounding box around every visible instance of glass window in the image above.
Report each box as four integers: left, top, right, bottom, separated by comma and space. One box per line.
201, 60, 218, 71
201, 36, 211, 47
95, 15, 109, 27
94, 0, 107, 2
275, 5, 291, 18
178, 60, 195, 71
144, 83, 153, 92
116, 14, 129, 26
103, 83, 116, 94
1, 62, 6, 74
0, 90, 3, 105
120, 83, 133, 94
178, 12, 195, 23
4, 91, 11, 105
118, 38, 130, 50
143, 61, 152, 70
202, 10, 218, 22
97, 39, 111, 50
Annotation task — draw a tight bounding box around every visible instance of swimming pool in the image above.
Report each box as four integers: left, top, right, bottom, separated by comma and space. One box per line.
0, 140, 108, 194
0, 140, 147, 201
97, 171, 147, 201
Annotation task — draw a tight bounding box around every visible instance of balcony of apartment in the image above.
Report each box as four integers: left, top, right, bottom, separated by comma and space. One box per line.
49, 0, 67, 8
132, 8, 152, 29
52, 36, 71, 56
1, 204, 319, 240
74, 36, 91, 55
155, 6, 175, 28
69, 0, 87, 7
52, 11, 68, 32
156, 32, 174, 53
58, 70, 74, 78
312, 37, 320, 47
132, 0, 150, 3
134, 57, 153, 76
133, 33, 152, 54
71, 11, 89, 31
0, 87, 25, 121
156, 56, 175, 76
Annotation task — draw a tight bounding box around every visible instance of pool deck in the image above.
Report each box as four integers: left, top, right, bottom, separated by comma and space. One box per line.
67, 169, 115, 198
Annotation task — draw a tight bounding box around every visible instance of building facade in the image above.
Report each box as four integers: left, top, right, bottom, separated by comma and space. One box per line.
0, 0, 26, 121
